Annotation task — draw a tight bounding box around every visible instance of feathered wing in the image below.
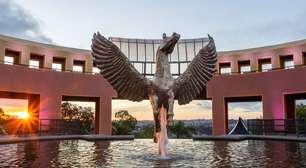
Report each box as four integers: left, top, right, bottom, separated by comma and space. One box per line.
91, 32, 150, 102
174, 35, 217, 105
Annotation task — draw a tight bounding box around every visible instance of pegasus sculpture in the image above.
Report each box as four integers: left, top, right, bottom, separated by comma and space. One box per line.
91, 32, 217, 143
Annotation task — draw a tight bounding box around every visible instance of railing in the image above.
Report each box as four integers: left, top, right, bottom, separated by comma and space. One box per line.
0, 60, 100, 75
247, 119, 306, 136
39, 119, 85, 135
2, 57, 306, 78
0, 119, 92, 135
216, 64, 306, 76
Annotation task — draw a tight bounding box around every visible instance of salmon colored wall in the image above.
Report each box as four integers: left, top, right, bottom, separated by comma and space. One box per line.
207, 67, 306, 135
1, 34, 306, 136
0, 63, 116, 135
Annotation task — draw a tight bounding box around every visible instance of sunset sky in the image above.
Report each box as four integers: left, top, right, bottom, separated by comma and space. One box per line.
1, 0, 306, 120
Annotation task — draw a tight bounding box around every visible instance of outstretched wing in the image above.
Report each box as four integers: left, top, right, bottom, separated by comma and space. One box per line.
174, 35, 217, 105
91, 32, 150, 102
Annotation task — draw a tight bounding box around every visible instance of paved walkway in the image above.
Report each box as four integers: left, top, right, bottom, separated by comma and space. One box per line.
0, 134, 134, 144
193, 135, 306, 142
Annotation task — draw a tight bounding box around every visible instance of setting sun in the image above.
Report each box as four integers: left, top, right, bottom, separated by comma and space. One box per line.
16, 112, 30, 119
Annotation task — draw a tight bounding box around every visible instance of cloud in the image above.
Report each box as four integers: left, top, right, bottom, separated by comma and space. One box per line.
0, 0, 52, 43
213, 11, 306, 51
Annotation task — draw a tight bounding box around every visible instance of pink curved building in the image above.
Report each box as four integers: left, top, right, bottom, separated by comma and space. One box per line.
0, 34, 305, 135
208, 39, 306, 135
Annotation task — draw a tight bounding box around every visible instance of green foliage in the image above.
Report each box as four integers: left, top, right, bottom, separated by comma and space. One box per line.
169, 121, 196, 138
61, 102, 94, 134
112, 110, 137, 135
0, 108, 4, 124
296, 103, 306, 119
136, 124, 154, 138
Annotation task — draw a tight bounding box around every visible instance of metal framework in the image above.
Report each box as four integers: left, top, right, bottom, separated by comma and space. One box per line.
110, 37, 209, 78
247, 119, 306, 136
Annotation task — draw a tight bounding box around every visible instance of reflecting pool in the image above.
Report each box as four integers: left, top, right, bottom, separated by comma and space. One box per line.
0, 139, 305, 167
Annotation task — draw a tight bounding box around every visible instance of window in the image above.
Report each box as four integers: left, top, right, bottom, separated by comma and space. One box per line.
73, 60, 85, 73
170, 63, 179, 75
4, 56, 14, 65
180, 63, 188, 74
219, 63, 231, 75
178, 42, 187, 61
170, 44, 179, 62
129, 42, 137, 61
29, 54, 44, 69
303, 52, 306, 65
92, 67, 100, 74
145, 43, 154, 62
133, 63, 143, 73
186, 42, 195, 61
4, 49, 20, 65
238, 60, 251, 74
194, 41, 203, 56
120, 41, 129, 57
146, 63, 152, 75
154, 43, 160, 61
280, 55, 294, 69
52, 57, 65, 71
258, 58, 272, 72
137, 42, 145, 61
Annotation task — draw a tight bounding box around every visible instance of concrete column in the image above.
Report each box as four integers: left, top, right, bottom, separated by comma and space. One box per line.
262, 92, 285, 119
66, 54, 73, 72
96, 97, 112, 135
271, 53, 280, 69
0, 40, 4, 62
293, 47, 303, 66
250, 55, 257, 72
44, 53, 53, 69
21, 46, 30, 65
85, 58, 93, 73
39, 93, 62, 119
231, 58, 238, 73
212, 96, 227, 135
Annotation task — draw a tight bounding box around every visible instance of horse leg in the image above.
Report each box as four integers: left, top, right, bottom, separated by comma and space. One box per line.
167, 91, 174, 126
149, 95, 160, 143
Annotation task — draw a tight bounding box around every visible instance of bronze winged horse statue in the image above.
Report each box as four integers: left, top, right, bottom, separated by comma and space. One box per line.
91, 32, 217, 144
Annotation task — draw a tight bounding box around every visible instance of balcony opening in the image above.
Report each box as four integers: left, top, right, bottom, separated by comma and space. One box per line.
285, 93, 306, 119
52, 57, 66, 71
238, 60, 251, 74
219, 62, 231, 75
112, 99, 213, 136
92, 62, 100, 74
4, 49, 20, 65
225, 96, 262, 133
29, 54, 44, 69
0, 91, 40, 134
258, 58, 272, 72
73, 60, 85, 73
280, 55, 294, 69
59, 96, 98, 134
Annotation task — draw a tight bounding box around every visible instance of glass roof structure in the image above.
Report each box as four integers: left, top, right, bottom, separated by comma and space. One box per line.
109, 37, 209, 79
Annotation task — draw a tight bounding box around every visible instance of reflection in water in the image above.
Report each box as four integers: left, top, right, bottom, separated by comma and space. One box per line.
212, 141, 230, 167
94, 141, 111, 166
0, 139, 305, 167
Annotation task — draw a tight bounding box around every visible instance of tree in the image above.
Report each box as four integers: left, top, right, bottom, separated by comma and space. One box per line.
112, 110, 137, 135
296, 103, 306, 119
169, 121, 196, 138
61, 102, 94, 133
0, 108, 4, 116
136, 124, 154, 138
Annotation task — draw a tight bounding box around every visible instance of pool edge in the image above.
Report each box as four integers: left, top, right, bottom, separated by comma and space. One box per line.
193, 135, 306, 142
0, 135, 135, 144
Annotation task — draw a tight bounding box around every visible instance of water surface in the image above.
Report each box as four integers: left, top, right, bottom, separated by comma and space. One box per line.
0, 139, 305, 167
